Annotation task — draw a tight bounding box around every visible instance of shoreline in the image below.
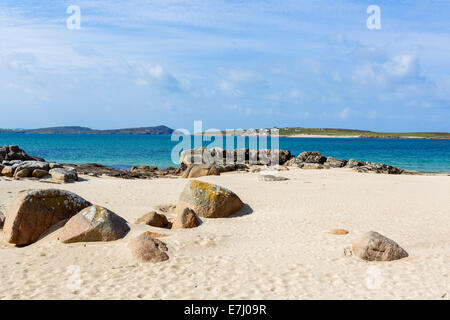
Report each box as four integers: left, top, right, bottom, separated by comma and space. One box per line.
199, 133, 450, 139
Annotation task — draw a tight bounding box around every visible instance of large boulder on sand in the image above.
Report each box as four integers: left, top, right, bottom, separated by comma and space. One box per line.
49, 167, 78, 183
4, 189, 91, 245
175, 180, 244, 218
172, 208, 200, 229
135, 211, 168, 228
128, 232, 169, 263
351, 231, 409, 261
59, 205, 130, 243
182, 164, 220, 178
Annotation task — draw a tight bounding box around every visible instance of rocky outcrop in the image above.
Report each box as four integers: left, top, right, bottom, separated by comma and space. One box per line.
172, 208, 200, 229
180, 148, 293, 166
351, 231, 409, 261
175, 180, 245, 218
182, 164, 221, 178
72, 163, 181, 179
128, 232, 169, 263
135, 211, 169, 228
286, 151, 404, 174
0, 145, 44, 162
353, 162, 404, 174
59, 205, 130, 243
4, 189, 91, 245
1, 160, 51, 180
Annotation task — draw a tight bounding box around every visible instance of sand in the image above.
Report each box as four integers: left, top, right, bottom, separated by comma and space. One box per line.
0, 168, 449, 300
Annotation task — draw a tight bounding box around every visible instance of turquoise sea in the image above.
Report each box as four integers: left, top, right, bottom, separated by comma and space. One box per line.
0, 133, 449, 172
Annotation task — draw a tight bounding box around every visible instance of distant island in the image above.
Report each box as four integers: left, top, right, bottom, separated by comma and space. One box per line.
1, 125, 449, 139
0, 125, 174, 135
202, 127, 450, 139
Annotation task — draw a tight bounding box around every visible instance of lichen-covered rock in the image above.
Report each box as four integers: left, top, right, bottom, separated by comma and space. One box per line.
49, 167, 78, 183
4, 189, 92, 245
128, 232, 169, 263
172, 208, 200, 229
59, 205, 130, 243
135, 211, 168, 228
175, 180, 244, 218
351, 231, 409, 261
182, 164, 221, 178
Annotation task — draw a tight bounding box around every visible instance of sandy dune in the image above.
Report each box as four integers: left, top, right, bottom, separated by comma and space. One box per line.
0, 168, 449, 300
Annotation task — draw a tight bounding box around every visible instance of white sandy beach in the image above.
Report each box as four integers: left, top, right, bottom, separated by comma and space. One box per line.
0, 168, 449, 300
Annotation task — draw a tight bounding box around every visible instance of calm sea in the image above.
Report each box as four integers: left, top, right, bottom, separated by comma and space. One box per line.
0, 133, 449, 172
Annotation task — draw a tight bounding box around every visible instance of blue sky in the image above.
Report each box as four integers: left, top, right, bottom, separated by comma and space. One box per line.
0, 0, 449, 132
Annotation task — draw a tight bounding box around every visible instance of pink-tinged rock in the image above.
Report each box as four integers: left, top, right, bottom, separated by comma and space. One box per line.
4, 189, 91, 245
59, 205, 129, 243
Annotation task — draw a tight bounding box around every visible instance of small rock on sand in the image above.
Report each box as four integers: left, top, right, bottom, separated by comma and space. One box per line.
351, 231, 409, 261
128, 232, 169, 263
135, 211, 169, 228
172, 208, 200, 229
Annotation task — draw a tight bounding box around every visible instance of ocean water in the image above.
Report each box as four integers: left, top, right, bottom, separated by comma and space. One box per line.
0, 133, 449, 172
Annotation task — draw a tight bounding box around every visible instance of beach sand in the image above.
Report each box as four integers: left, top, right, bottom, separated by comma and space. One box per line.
0, 168, 449, 300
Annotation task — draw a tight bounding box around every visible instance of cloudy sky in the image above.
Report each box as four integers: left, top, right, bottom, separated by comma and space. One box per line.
1, 0, 449, 132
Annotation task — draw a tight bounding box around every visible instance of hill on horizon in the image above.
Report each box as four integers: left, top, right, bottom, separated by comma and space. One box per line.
0, 125, 174, 135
